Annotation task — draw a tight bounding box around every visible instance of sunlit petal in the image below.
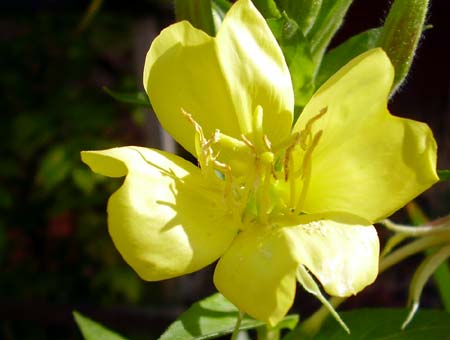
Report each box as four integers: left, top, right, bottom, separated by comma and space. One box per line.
294, 48, 438, 222
282, 214, 379, 296
213, 223, 297, 326
216, 0, 293, 145
144, 21, 241, 156
81, 147, 238, 280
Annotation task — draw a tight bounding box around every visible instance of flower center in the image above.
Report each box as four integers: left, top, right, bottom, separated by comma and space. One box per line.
182, 106, 326, 227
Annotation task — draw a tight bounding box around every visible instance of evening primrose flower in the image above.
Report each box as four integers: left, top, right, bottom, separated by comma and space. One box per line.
81, 0, 438, 326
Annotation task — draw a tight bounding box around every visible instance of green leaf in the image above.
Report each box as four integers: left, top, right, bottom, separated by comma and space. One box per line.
73, 311, 129, 340
378, 0, 429, 94
158, 293, 299, 340
276, 0, 323, 35
103, 87, 150, 107
438, 170, 450, 182
268, 15, 315, 113
306, 0, 353, 66
36, 145, 73, 192
175, 0, 216, 36
252, 0, 281, 18
212, 0, 231, 11
211, 0, 232, 27
405, 202, 428, 225
315, 27, 381, 87
72, 167, 97, 194
315, 308, 450, 339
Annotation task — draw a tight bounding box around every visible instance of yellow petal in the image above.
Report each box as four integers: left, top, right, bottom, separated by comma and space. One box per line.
144, 21, 241, 156
213, 223, 297, 326
81, 147, 238, 280
294, 48, 438, 222
283, 214, 379, 297
144, 0, 293, 157
216, 0, 293, 145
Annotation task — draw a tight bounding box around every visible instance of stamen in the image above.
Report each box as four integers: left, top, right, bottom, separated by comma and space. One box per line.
241, 134, 256, 151
182, 108, 221, 181
288, 153, 296, 209
283, 133, 300, 181
252, 105, 264, 151
272, 132, 299, 154
263, 134, 272, 151
182, 109, 209, 171
299, 107, 327, 149
213, 159, 241, 222
295, 131, 323, 214
181, 108, 204, 139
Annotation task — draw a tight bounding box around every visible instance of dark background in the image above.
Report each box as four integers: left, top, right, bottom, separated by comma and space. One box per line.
0, 0, 449, 339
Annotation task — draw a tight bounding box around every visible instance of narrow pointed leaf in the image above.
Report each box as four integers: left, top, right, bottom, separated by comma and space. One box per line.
316, 28, 381, 87
276, 0, 323, 35
377, 0, 429, 94
252, 0, 281, 18
406, 202, 450, 312
297, 265, 349, 334
405, 202, 428, 225
404, 245, 450, 328
438, 170, 450, 182
212, 0, 231, 12
381, 233, 409, 257
211, 0, 232, 27
306, 0, 353, 66
73, 311, 129, 340
268, 15, 315, 112
159, 293, 299, 340
103, 87, 150, 107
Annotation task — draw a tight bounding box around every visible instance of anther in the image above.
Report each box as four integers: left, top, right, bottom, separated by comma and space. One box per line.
295, 130, 323, 214
263, 135, 272, 151
241, 134, 256, 151
181, 108, 204, 138
300, 107, 327, 149
283, 133, 300, 181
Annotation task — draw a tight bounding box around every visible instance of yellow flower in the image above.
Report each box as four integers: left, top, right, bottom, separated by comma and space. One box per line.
81, 0, 438, 326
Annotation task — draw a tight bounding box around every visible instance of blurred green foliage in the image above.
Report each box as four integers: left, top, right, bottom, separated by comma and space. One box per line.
0, 11, 153, 339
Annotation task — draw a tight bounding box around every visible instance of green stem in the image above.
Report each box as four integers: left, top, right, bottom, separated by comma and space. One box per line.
379, 232, 450, 272
381, 218, 450, 236
231, 311, 245, 340
174, 0, 216, 36
257, 326, 280, 340
297, 231, 450, 337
